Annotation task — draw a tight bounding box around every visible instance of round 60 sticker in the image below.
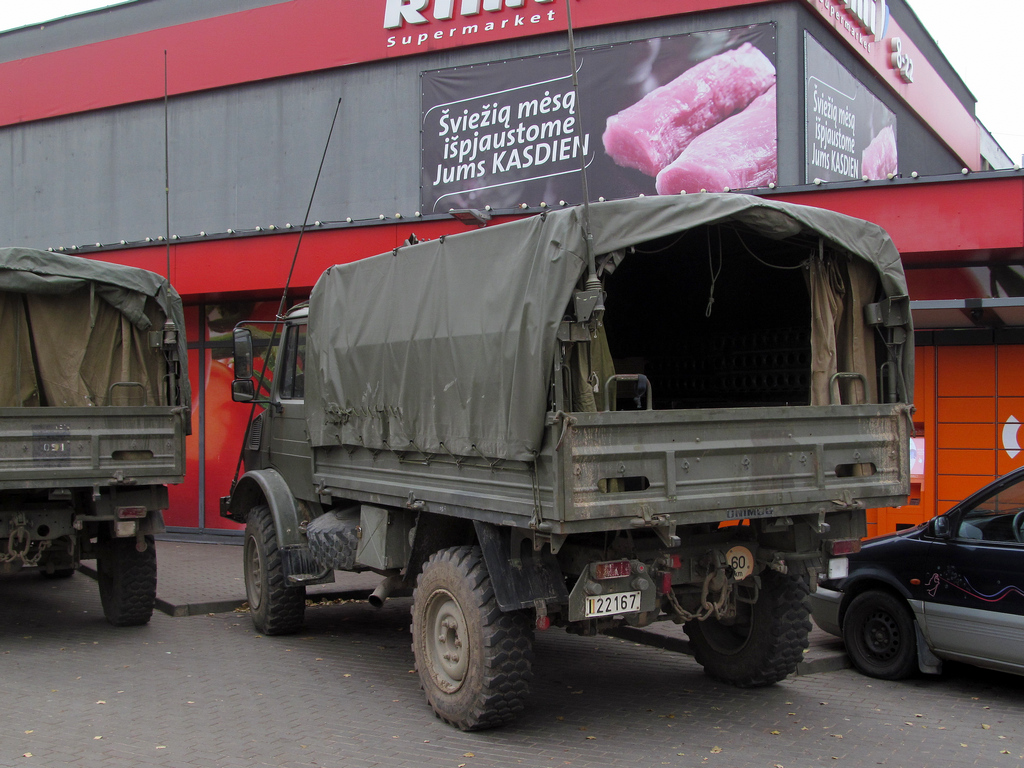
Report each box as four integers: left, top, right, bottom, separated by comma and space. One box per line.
725, 546, 754, 580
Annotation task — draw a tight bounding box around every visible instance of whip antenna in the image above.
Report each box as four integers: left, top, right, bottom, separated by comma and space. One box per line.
164, 50, 171, 280
278, 97, 344, 318
564, 0, 600, 292
230, 98, 343, 493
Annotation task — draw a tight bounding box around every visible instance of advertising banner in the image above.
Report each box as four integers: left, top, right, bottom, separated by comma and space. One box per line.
804, 33, 897, 183
421, 24, 777, 212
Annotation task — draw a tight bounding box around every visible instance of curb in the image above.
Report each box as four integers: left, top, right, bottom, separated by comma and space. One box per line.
78, 563, 376, 617
153, 589, 378, 617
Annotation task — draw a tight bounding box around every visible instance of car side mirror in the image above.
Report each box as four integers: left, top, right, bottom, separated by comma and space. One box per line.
233, 327, 254, 380
231, 379, 255, 403
933, 516, 950, 539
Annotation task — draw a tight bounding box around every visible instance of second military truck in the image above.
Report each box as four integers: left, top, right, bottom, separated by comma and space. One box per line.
223, 194, 912, 729
0, 248, 190, 626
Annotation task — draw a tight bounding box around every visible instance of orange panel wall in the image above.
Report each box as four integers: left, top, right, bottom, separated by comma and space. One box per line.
935, 346, 997, 513
996, 347, 1024, 477
867, 346, 934, 537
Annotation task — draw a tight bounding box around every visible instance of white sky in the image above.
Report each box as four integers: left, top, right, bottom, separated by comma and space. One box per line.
2, 0, 1023, 163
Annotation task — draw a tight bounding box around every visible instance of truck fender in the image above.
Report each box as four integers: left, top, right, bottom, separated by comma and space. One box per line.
473, 521, 569, 613
229, 468, 304, 548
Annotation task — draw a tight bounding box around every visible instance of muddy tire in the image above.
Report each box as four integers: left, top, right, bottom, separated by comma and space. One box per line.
685, 569, 811, 687
97, 534, 157, 627
244, 505, 305, 635
842, 590, 917, 680
412, 546, 534, 731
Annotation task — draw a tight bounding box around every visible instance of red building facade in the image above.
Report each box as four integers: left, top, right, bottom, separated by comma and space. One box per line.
2, 0, 1019, 536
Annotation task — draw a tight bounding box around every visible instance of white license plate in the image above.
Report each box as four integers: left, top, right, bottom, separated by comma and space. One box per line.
585, 591, 642, 618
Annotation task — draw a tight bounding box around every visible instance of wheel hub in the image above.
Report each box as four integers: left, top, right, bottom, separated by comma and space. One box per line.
425, 589, 469, 693
245, 536, 264, 610
863, 611, 900, 660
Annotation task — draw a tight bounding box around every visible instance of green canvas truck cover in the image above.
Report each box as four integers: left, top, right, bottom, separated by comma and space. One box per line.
0, 247, 190, 415
306, 193, 911, 462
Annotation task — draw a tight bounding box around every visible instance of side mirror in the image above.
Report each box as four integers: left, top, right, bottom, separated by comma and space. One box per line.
233, 327, 254, 380
933, 516, 950, 539
231, 379, 255, 403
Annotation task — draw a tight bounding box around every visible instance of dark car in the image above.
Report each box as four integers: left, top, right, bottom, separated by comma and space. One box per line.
810, 466, 1024, 680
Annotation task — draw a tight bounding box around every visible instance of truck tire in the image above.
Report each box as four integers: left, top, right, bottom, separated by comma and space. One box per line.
96, 534, 157, 627
842, 589, 917, 680
42, 568, 76, 579
412, 546, 534, 731
685, 569, 810, 687
244, 504, 305, 635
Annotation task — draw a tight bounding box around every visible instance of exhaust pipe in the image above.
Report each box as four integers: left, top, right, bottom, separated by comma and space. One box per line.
368, 574, 405, 608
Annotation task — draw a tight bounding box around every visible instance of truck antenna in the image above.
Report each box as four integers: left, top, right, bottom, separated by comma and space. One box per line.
230, 98, 343, 494
164, 50, 171, 281
564, 0, 600, 293
277, 97, 343, 319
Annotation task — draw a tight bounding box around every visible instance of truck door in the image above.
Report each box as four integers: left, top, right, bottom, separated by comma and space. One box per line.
268, 322, 314, 495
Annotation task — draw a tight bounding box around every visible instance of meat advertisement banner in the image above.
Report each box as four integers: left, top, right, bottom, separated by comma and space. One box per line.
804, 33, 897, 183
420, 24, 777, 213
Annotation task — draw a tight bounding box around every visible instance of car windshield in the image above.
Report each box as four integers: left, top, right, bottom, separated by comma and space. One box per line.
957, 478, 1024, 543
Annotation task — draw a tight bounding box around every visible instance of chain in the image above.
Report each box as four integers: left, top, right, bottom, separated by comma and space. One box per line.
664, 566, 735, 623
1, 524, 51, 566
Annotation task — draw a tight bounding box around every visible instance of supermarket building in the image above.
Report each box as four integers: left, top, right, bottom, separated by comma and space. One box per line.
2, 0, 1022, 538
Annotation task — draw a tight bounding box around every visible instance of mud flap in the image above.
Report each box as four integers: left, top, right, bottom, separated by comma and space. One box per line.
915, 621, 942, 675
473, 521, 569, 612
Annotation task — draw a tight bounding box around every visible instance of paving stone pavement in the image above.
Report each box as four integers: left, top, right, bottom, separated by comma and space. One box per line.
1, 540, 1022, 768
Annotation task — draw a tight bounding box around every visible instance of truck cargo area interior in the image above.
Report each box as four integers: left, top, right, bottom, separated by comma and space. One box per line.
602, 223, 815, 410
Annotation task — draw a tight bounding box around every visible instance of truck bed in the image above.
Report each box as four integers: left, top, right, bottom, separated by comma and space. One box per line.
0, 407, 187, 491
310, 403, 910, 532
554, 403, 911, 531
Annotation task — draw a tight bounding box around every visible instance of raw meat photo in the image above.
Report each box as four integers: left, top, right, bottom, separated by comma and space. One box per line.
655, 85, 777, 195
861, 124, 898, 180
602, 42, 776, 177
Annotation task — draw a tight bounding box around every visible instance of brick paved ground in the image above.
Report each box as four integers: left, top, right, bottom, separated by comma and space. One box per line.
1, 541, 1022, 768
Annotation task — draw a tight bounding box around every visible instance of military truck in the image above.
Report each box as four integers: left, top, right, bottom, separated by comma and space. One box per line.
222, 194, 912, 729
0, 248, 190, 626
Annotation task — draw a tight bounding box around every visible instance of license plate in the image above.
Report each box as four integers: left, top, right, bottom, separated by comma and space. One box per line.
585, 591, 641, 618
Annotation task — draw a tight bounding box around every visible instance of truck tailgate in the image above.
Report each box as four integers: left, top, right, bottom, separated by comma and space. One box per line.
556, 403, 910, 527
0, 407, 186, 490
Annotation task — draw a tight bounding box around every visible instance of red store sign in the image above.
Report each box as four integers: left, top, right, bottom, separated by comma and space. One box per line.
0, 0, 977, 168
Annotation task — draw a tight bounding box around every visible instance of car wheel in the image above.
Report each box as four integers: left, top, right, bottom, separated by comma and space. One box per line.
842, 590, 917, 680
